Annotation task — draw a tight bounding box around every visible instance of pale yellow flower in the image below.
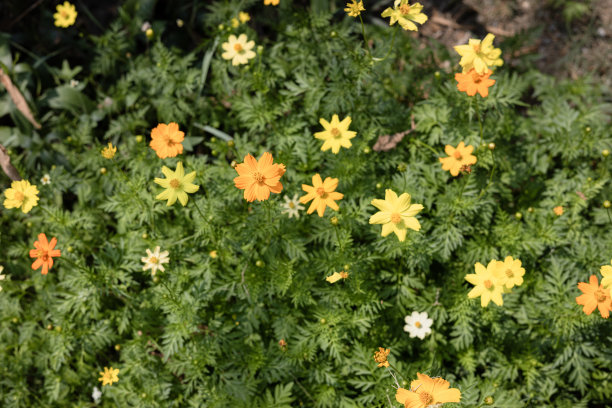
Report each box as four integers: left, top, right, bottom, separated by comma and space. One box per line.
98, 367, 119, 386
344, 0, 365, 17
221, 34, 256, 66
239, 12, 251, 23
369, 189, 423, 242
381, 1, 428, 31
101, 143, 117, 159
454, 33, 503, 74
314, 114, 357, 154
3, 180, 39, 213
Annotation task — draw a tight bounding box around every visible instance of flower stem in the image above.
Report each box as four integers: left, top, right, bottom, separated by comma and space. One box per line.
387, 363, 407, 382
474, 97, 484, 147
412, 139, 439, 158
377, 27, 397, 62
192, 198, 206, 221
606, 207, 612, 225
478, 150, 496, 198
358, 14, 372, 57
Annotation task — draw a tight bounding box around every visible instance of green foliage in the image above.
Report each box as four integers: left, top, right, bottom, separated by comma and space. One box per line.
1, 1, 611, 407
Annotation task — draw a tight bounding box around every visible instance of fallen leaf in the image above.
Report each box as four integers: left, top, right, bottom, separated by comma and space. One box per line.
0, 144, 22, 181
0, 68, 41, 129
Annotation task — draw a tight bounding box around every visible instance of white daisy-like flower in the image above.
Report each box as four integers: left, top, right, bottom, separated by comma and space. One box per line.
403, 311, 433, 339
141, 246, 170, 276
41, 174, 51, 185
69, 79, 79, 88
141, 21, 151, 32
221, 34, 256, 66
92, 386, 102, 404
281, 194, 305, 218
0, 265, 5, 292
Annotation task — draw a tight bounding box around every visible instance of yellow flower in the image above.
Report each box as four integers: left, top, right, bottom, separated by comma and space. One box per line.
54, 1, 77, 28
221, 34, 256, 66
396, 373, 461, 408
494, 256, 525, 289
381, 1, 428, 31
465, 260, 505, 307
231, 18, 239, 28
101, 143, 117, 159
264, 0, 280, 5
239, 12, 251, 23
344, 0, 365, 17
300, 174, 344, 217
3, 180, 39, 213
369, 189, 423, 242
154, 162, 200, 206
98, 367, 119, 386
439, 142, 477, 176
373, 347, 390, 368
454, 33, 503, 74
314, 114, 357, 154
601, 260, 612, 289
326, 271, 349, 283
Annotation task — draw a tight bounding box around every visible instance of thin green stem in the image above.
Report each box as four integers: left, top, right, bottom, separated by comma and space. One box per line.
412, 139, 439, 158
474, 97, 484, 147
192, 198, 206, 221
479, 150, 496, 198
377, 27, 397, 62
458, 173, 470, 198
606, 207, 612, 225
358, 14, 372, 57
387, 363, 407, 382
60, 255, 90, 273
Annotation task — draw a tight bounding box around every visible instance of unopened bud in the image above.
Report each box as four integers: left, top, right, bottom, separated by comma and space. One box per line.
515, 212, 522, 220
488, 142, 495, 150
330, 216, 339, 226
604, 200, 611, 209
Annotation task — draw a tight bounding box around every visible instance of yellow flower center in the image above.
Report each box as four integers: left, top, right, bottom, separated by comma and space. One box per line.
419, 391, 433, 405
595, 289, 608, 303
170, 179, 180, 189
505, 269, 514, 278
14, 191, 24, 202
399, 4, 410, 14
316, 187, 327, 197
331, 128, 341, 137
234, 43, 243, 52
253, 172, 264, 183
484, 280, 493, 289
453, 150, 463, 160
415, 321, 422, 328
150, 257, 158, 264
289, 202, 295, 209
390, 213, 402, 224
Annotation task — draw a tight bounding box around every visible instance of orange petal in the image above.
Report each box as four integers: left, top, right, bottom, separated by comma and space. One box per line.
243, 154, 258, 172
257, 152, 273, 171
32, 258, 43, 270
37, 233, 49, 249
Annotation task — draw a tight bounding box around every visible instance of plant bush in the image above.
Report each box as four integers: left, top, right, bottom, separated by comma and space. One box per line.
1, 1, 611, 407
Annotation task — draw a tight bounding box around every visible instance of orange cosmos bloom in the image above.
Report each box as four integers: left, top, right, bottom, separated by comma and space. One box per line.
455, 68, 495, 97
439, 142, 477, 176
150, 122, 185, 159
233, 152, 285, 202
576, 275, 612, 318
29, 233, 61, 275
396, 373, 461, 408
300, 174, 344, 217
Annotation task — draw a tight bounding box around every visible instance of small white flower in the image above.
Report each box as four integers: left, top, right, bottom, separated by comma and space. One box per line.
92, 386, 102, 403
0, 265, 5, 292
281, 194, 304, 218
141, 21, 151, 32
41, 174, 51, 185
141, 246, 170, 276
69, 79, 79, 88
403, 311, 433, 340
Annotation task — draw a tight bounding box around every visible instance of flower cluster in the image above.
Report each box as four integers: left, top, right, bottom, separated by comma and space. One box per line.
454, 33, 503, 97
465, 256, 525, 307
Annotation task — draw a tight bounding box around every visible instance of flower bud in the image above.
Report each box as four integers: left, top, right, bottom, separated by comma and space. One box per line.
515, 212, 522, 220
603, 149, 610, 157
100, 167, 107, 174
488, 142, 495, 150
330, 216, 339, 226
604, 200, 611, 209
484, 396, 494, 405
363, 146, 371, 154
135, 135, 143, 143
145, 28, 154, 39
255, 260, 264, 267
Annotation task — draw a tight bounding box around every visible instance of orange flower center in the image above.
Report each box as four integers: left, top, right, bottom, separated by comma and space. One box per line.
453, 150, 463, 160
399, 4, 410, 14
419, 391, 433, 405
390, 213, 402, 224
471, 71, 483, 83
505, 269, 514, 278
234, 43, 243, 52
331, 128, 341, 137
170, 179, 180, 189
61, 11, 68, 18
253, 172, 264, 183
150, 257, 158, 264
484, 280, 493, 289
14, 191, 24, 201
473, 44, 481, 53
316, 187, 327, 198
415, 321, 422, 328
595, 289, 608, 303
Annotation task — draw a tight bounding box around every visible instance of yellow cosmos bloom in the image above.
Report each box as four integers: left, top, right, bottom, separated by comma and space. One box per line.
601, 260, 612, 289
264, 0, 280, 5
300, 174, 343, 217
381, 1, 428, 31
314, 114, 357, 154
101, 143, 117, 159
439, 141, 477, 176
221, 34, 256, 66
326, 271, 348, 283
369, 189, 424, 242
396, 373, 461, 408
239, 12, 251, 23
494, 256, 525, 289
454, 33, 503, 74
154, 162, 200, 206
98, 367, 119, 386
54, 1, 77, 28
3, 180, 39, 213
344, 0, 365, 17
465, 260, 505, 307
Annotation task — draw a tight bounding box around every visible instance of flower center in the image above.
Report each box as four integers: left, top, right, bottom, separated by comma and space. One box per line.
253, 172, 264, 183
415, 321, 422, 328
419, 391, 433, 405
61, 11, 68, 18
471, 71, 483, 83
331, 128, 341, 137
170, 179, 180, 189
596, 289, 608, 303
390, 213, 402, 224
473, 44, 481, 53
484, 280, 493, 289
289, 202, 295, 209
399, 4, 410, 14
505, 269, 514, 278
150, 256, 158, 264
234, 43, 243, 52
453, 151, 463, 160
14, 191, 24, 202
41, 252, 49, 262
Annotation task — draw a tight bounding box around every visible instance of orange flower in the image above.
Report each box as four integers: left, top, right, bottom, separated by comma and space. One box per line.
29, 233, 61, 275
373, 347, 390, 368
455, 68, 495, 97
553, 206, 564, 216
233, 152, 285, 202
576, 275, 612, 318
149, 122, 185, 159
439, 142, 477, 176
396, 373, 461, 408
300, 174, 344, 217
